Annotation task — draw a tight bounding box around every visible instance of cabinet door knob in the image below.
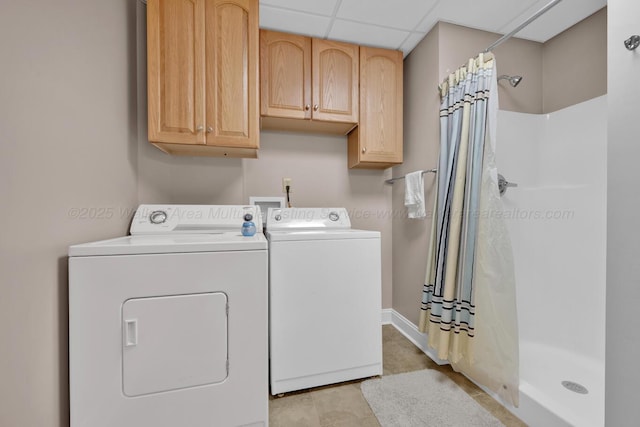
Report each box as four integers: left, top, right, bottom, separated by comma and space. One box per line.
207, 126, 213, 133
197, 125, 204, 132
362, 147, 366, 154
305, 104, 311, 111
313, 104, 319, 111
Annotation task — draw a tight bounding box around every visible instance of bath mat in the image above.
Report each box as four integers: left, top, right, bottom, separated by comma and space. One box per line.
361, 369, 503, 427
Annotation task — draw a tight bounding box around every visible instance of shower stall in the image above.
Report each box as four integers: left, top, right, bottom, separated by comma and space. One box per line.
496, 95, 607, 427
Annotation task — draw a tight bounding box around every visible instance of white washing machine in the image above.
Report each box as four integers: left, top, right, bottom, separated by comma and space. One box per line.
68, 205, 268, 427
266, 207, 382, 395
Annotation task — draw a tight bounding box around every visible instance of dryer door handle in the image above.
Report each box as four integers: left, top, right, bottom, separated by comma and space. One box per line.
124, 319, 138, 347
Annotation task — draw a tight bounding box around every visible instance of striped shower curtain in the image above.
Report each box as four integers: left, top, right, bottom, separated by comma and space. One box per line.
418, 54, 519, 406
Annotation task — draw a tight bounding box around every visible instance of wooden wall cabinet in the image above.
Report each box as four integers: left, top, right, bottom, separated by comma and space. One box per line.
260, 30, 359, 135
147, 0, 259, 158
348, 46, 403, 169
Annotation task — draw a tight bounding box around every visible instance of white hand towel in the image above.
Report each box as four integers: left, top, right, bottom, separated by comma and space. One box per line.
404, 171, 425, 219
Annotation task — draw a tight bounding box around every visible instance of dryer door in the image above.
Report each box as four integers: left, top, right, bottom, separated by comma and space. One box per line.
122, 292, 228, 397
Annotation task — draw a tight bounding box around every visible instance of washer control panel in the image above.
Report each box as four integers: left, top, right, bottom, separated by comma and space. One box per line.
266, 208, 351, 230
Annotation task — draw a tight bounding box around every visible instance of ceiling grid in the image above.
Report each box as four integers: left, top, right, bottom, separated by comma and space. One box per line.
258, 0, 607, 56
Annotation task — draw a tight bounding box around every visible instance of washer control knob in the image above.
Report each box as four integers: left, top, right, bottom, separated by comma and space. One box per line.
149, 210, 168, 224
329, 211, 340, 221
274, 214, 282, 221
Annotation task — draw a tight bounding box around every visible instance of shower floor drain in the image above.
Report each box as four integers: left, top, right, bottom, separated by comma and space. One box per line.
562, 381, 589, 394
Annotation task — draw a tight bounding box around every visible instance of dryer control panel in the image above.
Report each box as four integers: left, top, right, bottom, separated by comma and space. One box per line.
130, 205, 263, 235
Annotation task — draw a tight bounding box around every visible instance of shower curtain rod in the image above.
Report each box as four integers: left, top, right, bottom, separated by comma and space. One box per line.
484, 0, 563, 53
436, 0, 563, 92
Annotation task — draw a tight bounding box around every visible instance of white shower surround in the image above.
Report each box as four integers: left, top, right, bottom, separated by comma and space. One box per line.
495, 95, 607, 427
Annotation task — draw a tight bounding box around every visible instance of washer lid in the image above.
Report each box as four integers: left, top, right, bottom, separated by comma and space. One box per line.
267, 229, 380, 242
69, 232, 267, 256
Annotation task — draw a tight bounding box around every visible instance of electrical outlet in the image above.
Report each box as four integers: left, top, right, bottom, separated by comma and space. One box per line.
282, 178, 292, 193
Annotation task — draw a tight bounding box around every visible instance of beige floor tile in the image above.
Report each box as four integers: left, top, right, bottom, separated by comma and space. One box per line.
326, 415, 381, 427
437, 367, 484, 397
382, 324, 402, 343
269, 392, 322, 427
383, 335, 436, 375
309, 382, 376, 426
470, 393, 528, 427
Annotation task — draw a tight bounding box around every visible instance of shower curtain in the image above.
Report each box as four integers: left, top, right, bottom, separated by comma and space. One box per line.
418, 54, 519, 406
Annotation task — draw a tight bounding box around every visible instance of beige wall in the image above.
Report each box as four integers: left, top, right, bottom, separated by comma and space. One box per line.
543, 7, 607, 113
393, 12, 607, 325
0, 0, 139, 426
391, 26, 441, 324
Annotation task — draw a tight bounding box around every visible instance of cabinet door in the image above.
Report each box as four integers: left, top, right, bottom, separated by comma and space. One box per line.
205, 0, 259, 148
312, 39, 359, 123
355, 47, 403, 165
260, 30, 312, 120
147, 0, 206, 145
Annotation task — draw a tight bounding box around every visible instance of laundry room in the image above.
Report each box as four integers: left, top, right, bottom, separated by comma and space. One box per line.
2, 0, 638, 426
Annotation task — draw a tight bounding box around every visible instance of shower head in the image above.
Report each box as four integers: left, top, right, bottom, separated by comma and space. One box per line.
498, 75, 523, 87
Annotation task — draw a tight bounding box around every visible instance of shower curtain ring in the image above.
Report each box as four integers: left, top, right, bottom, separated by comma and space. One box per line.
624, 35, 640, 51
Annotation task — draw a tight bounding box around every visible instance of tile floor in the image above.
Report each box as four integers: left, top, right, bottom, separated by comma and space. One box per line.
269, 325, 527, 427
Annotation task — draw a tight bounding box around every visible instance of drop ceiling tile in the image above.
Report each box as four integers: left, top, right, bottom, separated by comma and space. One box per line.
329, 20, 409, 50
430, 0, 539, 34
400, 32, 427, 57
259, 0, 339, 17
500, 0, 606, 42
336, 0, 438, 30
259, 5, 332, 38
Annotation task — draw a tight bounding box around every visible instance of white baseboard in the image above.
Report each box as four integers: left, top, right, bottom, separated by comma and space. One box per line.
381, 308, 393, 325
382, 308, 448, 366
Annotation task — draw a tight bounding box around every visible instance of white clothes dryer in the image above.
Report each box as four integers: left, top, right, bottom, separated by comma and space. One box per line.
68, 205, 268, 427
266, 207, 382, 395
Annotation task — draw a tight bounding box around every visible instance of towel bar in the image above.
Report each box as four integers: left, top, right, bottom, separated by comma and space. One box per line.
385, 169, 437, 184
